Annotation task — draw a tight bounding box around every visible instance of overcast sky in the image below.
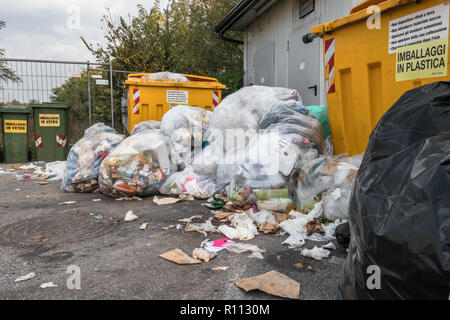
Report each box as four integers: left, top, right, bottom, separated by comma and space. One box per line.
0, 0, 169, 61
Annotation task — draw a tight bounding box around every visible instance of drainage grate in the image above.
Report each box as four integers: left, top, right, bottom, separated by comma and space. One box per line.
0, 212, 120, 247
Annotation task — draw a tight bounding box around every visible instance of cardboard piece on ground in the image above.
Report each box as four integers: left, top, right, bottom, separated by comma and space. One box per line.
153, 196, 181, 205
214, 211, 235, 220
160, 249, 201, 265
235, 270, 300, 299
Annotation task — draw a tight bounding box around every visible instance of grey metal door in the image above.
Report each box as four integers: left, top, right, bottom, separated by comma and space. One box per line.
255, 42, 275, 86
288, 0, 321, 105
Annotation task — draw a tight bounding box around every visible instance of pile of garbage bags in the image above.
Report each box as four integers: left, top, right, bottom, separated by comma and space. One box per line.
341, 82, 450, 300
61, 84, 362, 223
61, 124, 125, 193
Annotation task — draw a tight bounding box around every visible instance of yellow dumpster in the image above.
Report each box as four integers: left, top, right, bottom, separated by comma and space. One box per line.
124, 73, 226, 133
310, 0, 450, 155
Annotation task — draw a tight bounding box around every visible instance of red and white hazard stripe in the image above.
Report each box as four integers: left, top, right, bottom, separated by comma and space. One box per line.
212, 91, 219, 109
133, 89, 140, 115
325, 38, 335, 94
56, 135, 67, 148
35, 135, 43, 148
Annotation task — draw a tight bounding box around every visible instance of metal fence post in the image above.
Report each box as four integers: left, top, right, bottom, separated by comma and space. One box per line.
110, 58, 114, 129
87, 61, 92, 127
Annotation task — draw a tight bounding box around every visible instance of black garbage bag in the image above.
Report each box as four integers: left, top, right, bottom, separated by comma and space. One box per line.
341, 81, 450, 300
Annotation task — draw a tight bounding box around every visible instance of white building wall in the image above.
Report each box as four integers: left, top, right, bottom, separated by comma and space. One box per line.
243, 0, 365, 105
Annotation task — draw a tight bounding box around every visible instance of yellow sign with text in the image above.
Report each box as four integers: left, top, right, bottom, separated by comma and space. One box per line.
396, 38, 448, 82
39, 114, 60, 127
4, 120, 27, 133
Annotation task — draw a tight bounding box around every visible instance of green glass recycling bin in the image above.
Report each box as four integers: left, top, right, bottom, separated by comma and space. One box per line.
31, 103, 69, 162
0, 106, 31, 163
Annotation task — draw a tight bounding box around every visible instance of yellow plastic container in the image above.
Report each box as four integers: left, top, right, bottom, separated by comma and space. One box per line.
311, 0, 450, 155
125, 73, 226, 133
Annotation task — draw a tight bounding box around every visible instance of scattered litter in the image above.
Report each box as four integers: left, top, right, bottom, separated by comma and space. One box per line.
58, 201, 77, 205
301, 246, 331, 260
192, 248, 216, 262
214, 211, 235, 221
294, 262, 304, 269
185, 218, 217, 237
203, 238, 236, 253
92, 215, 103, 220
218, 213, 258, 241
139, 222, 149, 230
178, 215, 203, 223
0, 169, 15, 176
124, 210, 138, 222
18, 164, 36, 170
16, 174, 38, 181
322, 242, 336, 250
116, 196, 143, 201
15, 272, 36, 282
306, 219, 324, 235
35, 181, 50, 185
212, 267, 229, 271
92, 199, 102, 202
38, 236, 49, 242
235, 270, 300, 300
153, 196, 182, 205
14, 188, 21, 191
203, 197, 226, 209
40, 282, 58, 288
159, 249, 201, 265
225, 243, 265, 259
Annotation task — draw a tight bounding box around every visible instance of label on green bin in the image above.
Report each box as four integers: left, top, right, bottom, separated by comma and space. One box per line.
39, 114, 60, 127
4, 120, 27, 133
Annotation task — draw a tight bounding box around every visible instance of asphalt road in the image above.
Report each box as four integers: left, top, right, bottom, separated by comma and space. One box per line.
0, 164, 347, 300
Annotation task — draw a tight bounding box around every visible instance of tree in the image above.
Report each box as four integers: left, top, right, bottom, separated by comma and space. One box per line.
0, 21, 20, 83
50, 69, 115, 141
82, 0, 243, 91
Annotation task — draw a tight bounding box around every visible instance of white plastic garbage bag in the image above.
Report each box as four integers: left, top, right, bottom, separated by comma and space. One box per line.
206, 86, 301, 145
61, 123, 125, 193
142, 72, 189, 82
159, 167, 216, 199
161, 105, 211, 169
99, 130, 174, 197
131, 120, 161, 135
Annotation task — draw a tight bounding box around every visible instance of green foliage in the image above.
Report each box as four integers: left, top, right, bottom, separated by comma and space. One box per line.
84, 0, 243, 92
52, 0, 243, 139
50, 70, 117, 141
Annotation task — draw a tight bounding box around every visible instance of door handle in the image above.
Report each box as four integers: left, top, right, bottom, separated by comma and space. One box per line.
308, 85, 318, 96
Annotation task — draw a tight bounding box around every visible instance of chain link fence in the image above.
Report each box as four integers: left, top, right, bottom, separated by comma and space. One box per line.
0, 58, 139, 158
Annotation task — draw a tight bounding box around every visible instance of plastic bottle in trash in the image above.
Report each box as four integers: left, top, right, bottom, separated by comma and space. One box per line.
33, 161, 45, 167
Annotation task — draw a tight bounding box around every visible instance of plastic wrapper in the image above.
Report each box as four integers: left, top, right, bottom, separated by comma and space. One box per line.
99, 130, 174, 198
61, 124, 125, 193
259, 101, 324, 154
142, 71, 188, 82
341, 82, 450, 300
305, 105, 331, 139
83, 123, 116, 136
222, 133, 305, 210
159, 167, 216, 199
131, 120, 161, 135
295, 155, 362, 217
161, 105, 211, 169
206, 86, 301, 145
